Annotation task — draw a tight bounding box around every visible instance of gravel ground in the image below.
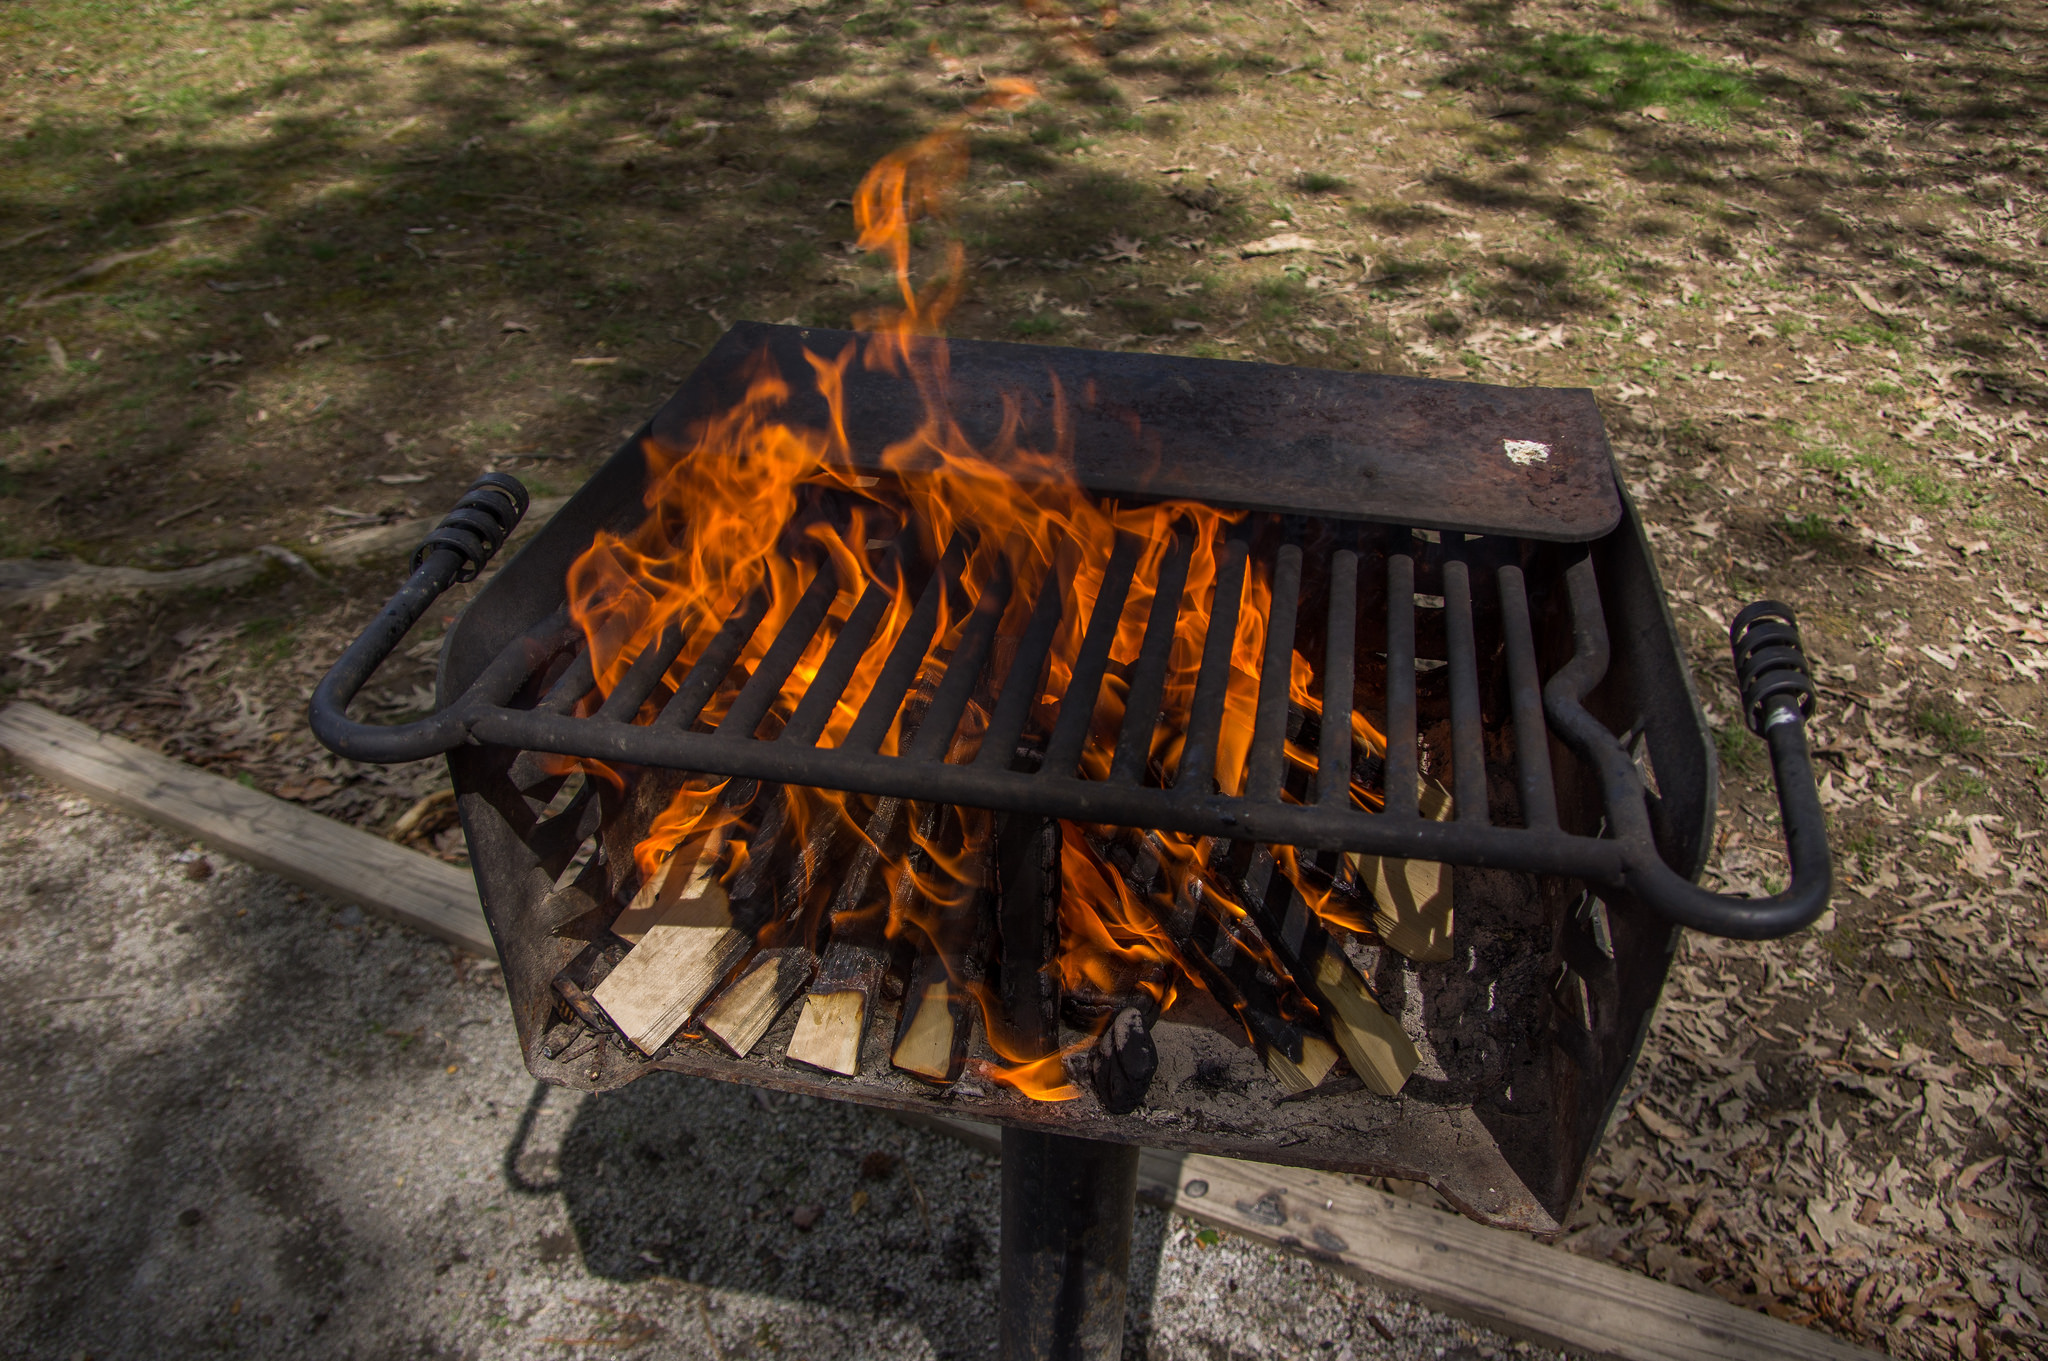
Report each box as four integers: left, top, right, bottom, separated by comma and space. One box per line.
0, 769, 1563, 1361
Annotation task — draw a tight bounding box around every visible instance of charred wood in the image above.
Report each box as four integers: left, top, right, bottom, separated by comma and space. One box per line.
1091, 1005, 1158, 1114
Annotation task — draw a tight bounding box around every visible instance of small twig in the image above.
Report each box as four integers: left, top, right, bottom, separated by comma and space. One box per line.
154, 495, 225, 529
43, 993, 128, 1004
900, 1159, 933, 1237
694, 1291, 727, 1361
0, 224, 59, 251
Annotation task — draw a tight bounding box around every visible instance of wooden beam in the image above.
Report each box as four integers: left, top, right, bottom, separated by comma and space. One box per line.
0, 702, 494, 957
897, 1113, 1878, 1361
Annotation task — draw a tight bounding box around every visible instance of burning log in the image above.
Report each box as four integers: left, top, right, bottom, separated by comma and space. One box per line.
591, 830, 747, 1055
891, 806, 987, 1085
1090, 1006, 1158, 1115
697, 947, 816, 1058
1352, 777, 1455, 963
1100, 829, 1306, 1065
1235, 844, 1419, 1097
785, 939, 887, 1075
785, 796, 906, 1076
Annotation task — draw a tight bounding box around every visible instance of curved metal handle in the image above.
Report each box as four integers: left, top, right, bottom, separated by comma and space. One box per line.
308, 475, 546, 764
1546, 562, 1832, 939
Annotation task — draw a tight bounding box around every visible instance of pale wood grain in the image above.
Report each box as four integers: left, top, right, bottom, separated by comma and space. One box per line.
0, 702, 494, 957
786, 990, 866, 1075
901, 1113, 1876, 1361
698, 948, 813, 1058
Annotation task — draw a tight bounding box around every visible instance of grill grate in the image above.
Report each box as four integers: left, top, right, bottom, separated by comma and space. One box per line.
316, 493, 1826, 938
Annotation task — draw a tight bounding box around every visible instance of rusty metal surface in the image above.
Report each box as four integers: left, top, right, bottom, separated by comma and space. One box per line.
652, 323, 1622, 543
439, 350, 1699, 1238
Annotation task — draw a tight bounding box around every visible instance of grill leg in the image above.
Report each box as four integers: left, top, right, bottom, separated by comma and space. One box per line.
999, 1127, 1140, 1361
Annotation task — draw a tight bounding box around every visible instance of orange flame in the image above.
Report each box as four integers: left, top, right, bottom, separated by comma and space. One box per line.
562, 82, 1398, 1099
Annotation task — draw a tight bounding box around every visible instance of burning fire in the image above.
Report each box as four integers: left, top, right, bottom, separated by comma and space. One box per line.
563, 84, 1388, 1099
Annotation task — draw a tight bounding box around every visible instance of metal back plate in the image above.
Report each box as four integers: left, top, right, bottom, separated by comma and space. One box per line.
653, 323, 1622, 543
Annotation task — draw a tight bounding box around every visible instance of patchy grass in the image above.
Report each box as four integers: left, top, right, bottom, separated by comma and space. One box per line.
1912, 699, 1985, 753
1451, 33, 1759, 125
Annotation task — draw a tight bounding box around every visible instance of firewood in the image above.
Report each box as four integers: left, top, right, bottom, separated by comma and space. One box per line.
591, 833, 750, 1055
697, 947, 816, 1058
783, 797, 906, 1076
784, 939, 885, 1075
1091, 1005, 1158, 1114
611, 830, 726, 944
891, 807, 988, 1085
1263, 1032, 1340, 1094
1311, 949, 1420, 1097
891, 969, 966, 1082
1100, 828, 1305, 1062
1351, 778, 1454, 963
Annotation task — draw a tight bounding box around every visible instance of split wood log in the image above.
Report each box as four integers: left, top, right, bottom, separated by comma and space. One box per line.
1264, 1032, 1341, 1095
890, 806, 987, 1085
1352, 777, 1455, 963
697, 947, 815, 1058
785, 939, 886, 1075
1104, 828, 1305, 1063
1312, 948, 1420, 1096
1234, 843, 1419, 1097
591, 833, 750, 1055
783, 797, 905, 1076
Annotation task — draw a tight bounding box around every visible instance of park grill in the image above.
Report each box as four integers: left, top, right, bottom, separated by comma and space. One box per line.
312, 322, 1830, 1360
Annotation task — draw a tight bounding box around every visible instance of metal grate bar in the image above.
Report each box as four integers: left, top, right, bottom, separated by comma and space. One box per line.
1173, 534, 1249, 793
1043, 534, 1144, 778
1442, 554, 1489, 823
1317, 547, 1359, 807
712, 562, 840, 741
1245, 542, 1303, 804
1498, 564, 1559, 830
537, 650, 597, 715
783, 545, 913, 748
973, 559, 1068, 771
653, 591, 769, 731
841, 542, 966, 754
1108, 529, 1195, 785
905, 566, 1014, 764
1384, 547, 1418, 819
595, 622, 685, 723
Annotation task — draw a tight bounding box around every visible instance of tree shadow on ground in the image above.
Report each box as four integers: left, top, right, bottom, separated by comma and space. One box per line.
0, 0, 1233, 566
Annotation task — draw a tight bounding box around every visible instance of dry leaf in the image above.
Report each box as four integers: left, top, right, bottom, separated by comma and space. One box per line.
1950, 1018, 2026, 1069
293, 334, 332, 353
570, 356, 620, 367
1240, 232, 1318, 257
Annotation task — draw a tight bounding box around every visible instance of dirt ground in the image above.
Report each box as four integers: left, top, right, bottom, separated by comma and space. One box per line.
0, 773, 1562, 1361
4, 0, 2047, 1357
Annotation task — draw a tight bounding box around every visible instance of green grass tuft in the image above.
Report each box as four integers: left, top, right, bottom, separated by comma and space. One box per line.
1912, 700, 1984, 753
1464, 34, 1759, 125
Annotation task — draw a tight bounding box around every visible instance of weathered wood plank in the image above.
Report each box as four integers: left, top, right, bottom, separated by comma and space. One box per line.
898, 1113, 1877, 1361
0, 701, 494, 957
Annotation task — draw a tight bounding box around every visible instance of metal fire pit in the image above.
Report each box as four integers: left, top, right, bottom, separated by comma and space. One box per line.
311, 324, 1829, 1355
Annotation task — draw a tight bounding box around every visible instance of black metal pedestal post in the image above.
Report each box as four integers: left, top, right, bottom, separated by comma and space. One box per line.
999, 1127, 1141, 1361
